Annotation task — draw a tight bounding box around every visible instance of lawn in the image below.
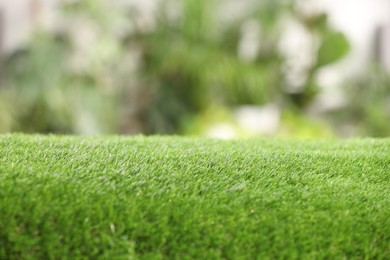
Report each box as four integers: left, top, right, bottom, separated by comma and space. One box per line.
0, 134, 389, 259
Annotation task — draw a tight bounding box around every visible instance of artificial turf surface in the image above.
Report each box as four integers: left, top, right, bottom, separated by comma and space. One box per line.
0, 134, 389, 259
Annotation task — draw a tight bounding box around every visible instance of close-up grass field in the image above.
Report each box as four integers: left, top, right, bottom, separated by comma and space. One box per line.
0, 134, 389, 259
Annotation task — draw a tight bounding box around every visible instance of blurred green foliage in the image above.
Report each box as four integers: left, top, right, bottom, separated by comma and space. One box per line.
1, 0, 386, 137
124, 0, 351, 135
1, 0, 123, 134
330, 67, 390, 137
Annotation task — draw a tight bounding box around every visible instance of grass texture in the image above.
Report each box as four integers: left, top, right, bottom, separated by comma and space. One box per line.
0, 134, 389, 259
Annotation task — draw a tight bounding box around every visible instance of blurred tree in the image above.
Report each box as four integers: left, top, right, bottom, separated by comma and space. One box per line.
0, 0, 127, 134
0, 0, 354, 137
127, 0, 350, 135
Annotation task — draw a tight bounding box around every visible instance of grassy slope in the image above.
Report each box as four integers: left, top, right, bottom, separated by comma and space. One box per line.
0, 135, 389, 259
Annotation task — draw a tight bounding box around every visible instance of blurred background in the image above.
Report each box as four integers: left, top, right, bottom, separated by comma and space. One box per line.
0, 0, 389, 138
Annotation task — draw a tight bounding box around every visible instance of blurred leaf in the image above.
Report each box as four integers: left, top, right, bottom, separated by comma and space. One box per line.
316, 31, 350, 67
181, 0, 216, 41
302, 13, 328, 32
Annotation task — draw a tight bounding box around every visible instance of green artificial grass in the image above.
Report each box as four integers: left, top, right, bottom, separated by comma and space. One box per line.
0, 134, 389, 259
